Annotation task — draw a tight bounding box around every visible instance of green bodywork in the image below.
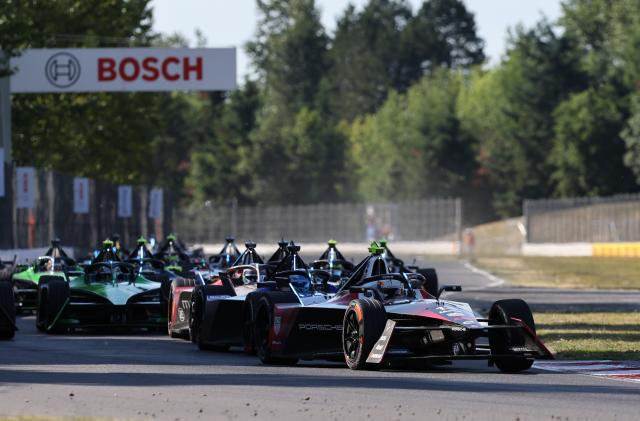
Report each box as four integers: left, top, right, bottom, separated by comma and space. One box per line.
47, 268, 166, 330
12, 259, 83, 311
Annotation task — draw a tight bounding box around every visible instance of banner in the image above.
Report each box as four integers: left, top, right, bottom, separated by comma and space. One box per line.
148, 188, 163, 219
11, 48, 236, 93
15, 167, 35, 209
118, 185, 132, 218
73, 177, 90, 214
0, 149, 4, 197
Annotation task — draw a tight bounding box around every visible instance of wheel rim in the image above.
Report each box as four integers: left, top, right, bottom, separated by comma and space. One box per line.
343, 310, 360, 362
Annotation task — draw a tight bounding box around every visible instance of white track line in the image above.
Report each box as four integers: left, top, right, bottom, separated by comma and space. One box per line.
462, 261, 506, 288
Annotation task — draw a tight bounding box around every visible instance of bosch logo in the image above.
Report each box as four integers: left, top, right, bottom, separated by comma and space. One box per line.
45, 53, 81, 88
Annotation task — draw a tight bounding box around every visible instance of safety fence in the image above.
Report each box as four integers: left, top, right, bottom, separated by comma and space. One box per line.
0, 162, 171, 252
174, 198, 462, 245
524, 193, 640, 243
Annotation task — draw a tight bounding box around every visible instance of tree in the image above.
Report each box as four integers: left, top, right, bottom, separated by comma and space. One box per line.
349, 70, 475, 201
457, 21, 585, 216
326, 0, 484, 122
551, 87, 635, 196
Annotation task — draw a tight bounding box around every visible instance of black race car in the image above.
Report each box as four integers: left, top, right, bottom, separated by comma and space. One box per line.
187, 241, 271, 349
379, 239, 438, 296
208, 237, 241, 271
0, 278, 16, 339
309, 240, 354, 290
243, 242, 553, 372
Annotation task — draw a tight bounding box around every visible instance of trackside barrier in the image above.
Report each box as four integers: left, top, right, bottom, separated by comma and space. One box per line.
522, 242, 640, 257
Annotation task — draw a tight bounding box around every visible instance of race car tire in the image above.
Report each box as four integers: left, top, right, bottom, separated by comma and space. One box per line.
189, 286, 205, 344
417, 268, 438, 297
253, 294, 298, 365
0, 281, 16, 340
190, 284, 235, 351
36, 276, 69, 333
241, 300, 256, 355
489, 299, 535, 373
343, 298, 388, 370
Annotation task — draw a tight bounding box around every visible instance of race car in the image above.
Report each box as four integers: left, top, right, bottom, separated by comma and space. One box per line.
0, 279, 16, 339
309, 240, 355, 289
187, 241, 271, 349
267, 240, 289, 264
208, 237, 241, 270
35, 239, 166, 333
11, 239, 83, 312
379, 239, 438, 296
167, 238, 248, 339
243, 242, 552, 372
126, 236, 184, 311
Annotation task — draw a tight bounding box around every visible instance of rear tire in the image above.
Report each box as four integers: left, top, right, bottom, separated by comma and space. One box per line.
36, 276, 69, 333
0, 281, 16, 340
418, 268, 438, 297
253, 295, 298, 365
242, 300, 256, 355
342, 298, 387, 370
489, 299, 535, 373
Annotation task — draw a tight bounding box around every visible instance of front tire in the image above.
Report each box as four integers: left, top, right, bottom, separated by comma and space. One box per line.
36, 276, 69, 333
489, 299, 535, 373
342, 298, 387, 370
418, 268, 438, 297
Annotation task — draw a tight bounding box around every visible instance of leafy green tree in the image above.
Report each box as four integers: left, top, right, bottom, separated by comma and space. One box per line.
349, 70, 474, 201
551, 87, 634, 196
326, 0, 484, 121
185, 80, 261, 205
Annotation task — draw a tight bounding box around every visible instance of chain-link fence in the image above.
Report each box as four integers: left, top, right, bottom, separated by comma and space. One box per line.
0, 163, 172, 252
524, 194, 640, 243
174, 198, 462, 244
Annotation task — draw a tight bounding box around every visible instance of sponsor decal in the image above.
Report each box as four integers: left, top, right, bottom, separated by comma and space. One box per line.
274, 316, 281, 335
45, 52, 81, 88
366, 320, 396, 364
206, 295, 230, 301
298, 323, 343, 332
180, 300, 191, 310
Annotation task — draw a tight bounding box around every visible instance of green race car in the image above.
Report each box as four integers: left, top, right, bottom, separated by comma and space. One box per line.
12, 239, 83, 312
36, 240, 167, 333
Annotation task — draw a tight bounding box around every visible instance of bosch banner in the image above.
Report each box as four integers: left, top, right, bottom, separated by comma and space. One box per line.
10, 48, 236, 93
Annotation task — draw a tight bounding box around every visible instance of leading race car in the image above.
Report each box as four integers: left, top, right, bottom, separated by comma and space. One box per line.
36, 239, 166, 333
243, 242, 553, 372
11, 239, 83, 312
0, 279, 16, 339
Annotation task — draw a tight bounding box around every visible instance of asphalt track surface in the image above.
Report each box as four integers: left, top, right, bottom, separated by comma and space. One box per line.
1, 260, 639, 421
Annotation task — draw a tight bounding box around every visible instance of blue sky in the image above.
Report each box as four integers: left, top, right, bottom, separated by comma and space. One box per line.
151, 0, 563, 81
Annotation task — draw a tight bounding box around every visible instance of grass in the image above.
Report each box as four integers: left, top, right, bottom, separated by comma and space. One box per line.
472, 256, 640, 289
535, 312, 640, 360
